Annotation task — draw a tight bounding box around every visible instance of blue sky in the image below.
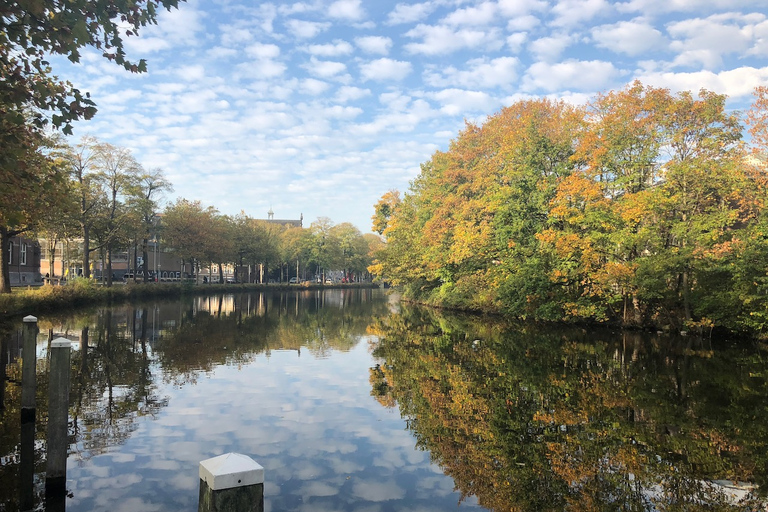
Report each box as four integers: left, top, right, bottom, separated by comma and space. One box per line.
57, 0, 768, 232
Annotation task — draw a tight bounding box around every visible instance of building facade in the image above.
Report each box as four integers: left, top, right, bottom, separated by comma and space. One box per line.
7, 236, 42, 285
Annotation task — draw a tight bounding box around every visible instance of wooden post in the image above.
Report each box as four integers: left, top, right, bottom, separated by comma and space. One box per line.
46, 338, 71, 497
198, 453, 264, 512
0, 333, 7, 410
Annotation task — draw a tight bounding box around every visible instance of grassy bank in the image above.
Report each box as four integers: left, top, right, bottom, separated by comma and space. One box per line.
0, 279, 379, 319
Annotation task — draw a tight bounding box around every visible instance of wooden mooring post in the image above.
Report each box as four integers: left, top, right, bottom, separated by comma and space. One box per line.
20, 316, 38, 512
198, 453, 264, 512
46, 337, 71, 500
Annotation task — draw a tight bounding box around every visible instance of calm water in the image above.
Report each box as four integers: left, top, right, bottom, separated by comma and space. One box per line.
1, 289, 768, 511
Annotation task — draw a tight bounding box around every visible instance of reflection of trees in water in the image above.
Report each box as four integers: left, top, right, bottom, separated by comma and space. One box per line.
0, 289, 389, 510
369, 305, 768, 511
70, 308, 167, 462
157, 289, 389, 385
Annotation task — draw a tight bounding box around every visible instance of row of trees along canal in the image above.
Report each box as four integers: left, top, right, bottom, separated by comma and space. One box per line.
0, 134, 381, 292
370, 82, 768, 337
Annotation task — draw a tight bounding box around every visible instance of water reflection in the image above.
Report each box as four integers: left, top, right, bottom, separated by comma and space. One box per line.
5, 289, 481, 512
368, 305, 768, 511
3, 290, 767, 511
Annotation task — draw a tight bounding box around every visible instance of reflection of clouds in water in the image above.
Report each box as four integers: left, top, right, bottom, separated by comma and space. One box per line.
110, 497, 165, 512
63, 329, 483, 511
293, 462, 323, 480
351, 478, 406, 501
104, 452, 136, 463
140, 458, 181, 471
297, 479, 340, 498
91, 472, 142, 489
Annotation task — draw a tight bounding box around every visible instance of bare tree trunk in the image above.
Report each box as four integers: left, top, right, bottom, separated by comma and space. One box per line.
82, 223, 91, 279
106, 244, 113, 286
142, 238, 149, 283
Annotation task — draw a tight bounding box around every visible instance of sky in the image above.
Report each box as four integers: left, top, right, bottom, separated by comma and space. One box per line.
55, 0, 768, 233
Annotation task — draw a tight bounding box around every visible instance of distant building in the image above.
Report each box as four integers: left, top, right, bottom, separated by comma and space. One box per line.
265, 208, 303, 228
7, 236, 42, 285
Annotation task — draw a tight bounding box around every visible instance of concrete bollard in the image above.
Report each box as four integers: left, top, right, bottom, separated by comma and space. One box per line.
21, 316, 38, 424
46, 338, 71, 497
198, 453, 264, 512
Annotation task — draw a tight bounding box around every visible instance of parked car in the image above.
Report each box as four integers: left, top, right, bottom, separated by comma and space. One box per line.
289, 277, 299, 284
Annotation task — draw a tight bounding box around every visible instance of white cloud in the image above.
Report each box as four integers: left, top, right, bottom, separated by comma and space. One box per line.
207, 46, 238, 60
423, 57, 519, 89
245, 43, 281, 59
304, 57, 347, 78
636, 66, 768, 98
507, 15, 540, 31
429, 88, 499, 116
285, 19, 331, 39
592, 20, 667, 56
359, 58, 413, 82
303, 40, 354, 57
335, 86, 371, 102
506, 32, 528, 53
497, 0, 549, 17
300, 78, 332, 95
404, 24, 503, 55
175, 65, 206, 81
386, 2, 436, 25
667, 14, 754, 68
522, 60, 621, 92
617, 0, 758, 14
219, 27, 254, 46
328, 0, 365, 21
551, 0, 614, 27
529, 34, 574, 62
750, 19, 768, 57
441, 2, 497, 26
355, 36, 393, 55
124, 37, 171, 54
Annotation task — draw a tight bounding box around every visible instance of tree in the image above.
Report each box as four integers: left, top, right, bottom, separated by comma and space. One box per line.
92, 142, 142, 285
372, 190, 400, 235
162, 199, 218, 280
1, 2, 185, 286
0, 130, 66, 291
1, 0, 183, 137
126, 168, 172, 282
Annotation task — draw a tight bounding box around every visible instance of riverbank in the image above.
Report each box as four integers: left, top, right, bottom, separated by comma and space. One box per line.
0, 279, 379, 319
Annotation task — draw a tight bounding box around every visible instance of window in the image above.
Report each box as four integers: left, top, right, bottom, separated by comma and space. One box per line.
21, 243, 27, 265
7, 242, 11, 265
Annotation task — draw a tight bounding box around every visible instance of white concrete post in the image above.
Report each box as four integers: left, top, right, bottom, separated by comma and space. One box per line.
198, 453, 264, 512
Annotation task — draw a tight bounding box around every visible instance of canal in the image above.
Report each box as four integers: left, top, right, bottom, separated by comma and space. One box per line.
1, 288, 767, 511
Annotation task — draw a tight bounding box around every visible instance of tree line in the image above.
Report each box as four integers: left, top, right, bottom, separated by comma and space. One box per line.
371, 82, 768, 335
0, 135, 381, 291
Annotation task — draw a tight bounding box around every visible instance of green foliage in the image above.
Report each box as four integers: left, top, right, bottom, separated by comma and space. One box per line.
370, 83, 768, 335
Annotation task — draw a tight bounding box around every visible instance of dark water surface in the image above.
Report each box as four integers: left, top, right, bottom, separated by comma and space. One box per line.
1, 289, 768, 511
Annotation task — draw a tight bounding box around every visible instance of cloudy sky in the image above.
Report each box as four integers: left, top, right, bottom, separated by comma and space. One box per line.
57, 0, 768, 232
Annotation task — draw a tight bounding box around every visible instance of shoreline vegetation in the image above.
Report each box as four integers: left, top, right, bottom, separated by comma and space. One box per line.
0, 280, 379, 320
369, 82, 768, 338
